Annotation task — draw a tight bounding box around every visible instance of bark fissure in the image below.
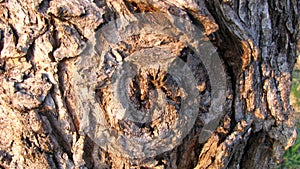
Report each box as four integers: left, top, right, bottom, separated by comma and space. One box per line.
57, 59, 80, 135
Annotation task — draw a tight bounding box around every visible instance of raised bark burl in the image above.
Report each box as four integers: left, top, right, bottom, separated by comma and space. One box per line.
69, 13, 227, 159
0, 0, 297, 168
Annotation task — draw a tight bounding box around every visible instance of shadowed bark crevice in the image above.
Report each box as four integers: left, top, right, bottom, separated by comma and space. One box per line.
0, 30, 4, 54
42, 110, 74, 163
240, 131, 274, 168
48, 16, 61, 63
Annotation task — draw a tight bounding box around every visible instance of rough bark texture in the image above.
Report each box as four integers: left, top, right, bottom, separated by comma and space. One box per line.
0, 0, 299, 168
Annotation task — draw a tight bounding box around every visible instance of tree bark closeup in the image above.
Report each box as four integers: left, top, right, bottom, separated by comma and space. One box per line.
0, 0, 299, 168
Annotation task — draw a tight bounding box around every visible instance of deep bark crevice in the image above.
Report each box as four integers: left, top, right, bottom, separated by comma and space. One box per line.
38, 0, 50, 14
45, 152, 60, 169
8, 24, 19, 48
43, 110, 74, 162
82, 136, 95, 168
0, 29, 4, 54
57, 58, 80, 135
240, 131, 274, 168
204, 1, 245, 130
48, 15, 61, 62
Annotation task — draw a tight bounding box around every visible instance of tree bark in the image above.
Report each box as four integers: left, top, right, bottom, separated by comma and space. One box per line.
0, 0, 298, 168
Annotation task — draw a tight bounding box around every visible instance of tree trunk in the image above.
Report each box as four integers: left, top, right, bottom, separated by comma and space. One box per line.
0, 0, 298, 168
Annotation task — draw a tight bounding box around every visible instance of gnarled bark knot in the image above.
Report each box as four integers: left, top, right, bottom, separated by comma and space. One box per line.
68, 13, 227, 159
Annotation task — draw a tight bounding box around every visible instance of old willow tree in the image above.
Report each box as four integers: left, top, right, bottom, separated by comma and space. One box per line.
0, 0, 299, 168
